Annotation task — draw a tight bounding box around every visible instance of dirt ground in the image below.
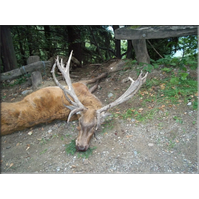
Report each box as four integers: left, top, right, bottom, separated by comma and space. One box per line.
1, 61, 198, 173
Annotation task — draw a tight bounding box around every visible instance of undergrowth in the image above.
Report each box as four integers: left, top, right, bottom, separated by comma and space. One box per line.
121, 55, 198, 123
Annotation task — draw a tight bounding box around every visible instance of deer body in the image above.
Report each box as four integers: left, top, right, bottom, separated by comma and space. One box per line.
1, 83, 102, 136
1, 51, 148, 151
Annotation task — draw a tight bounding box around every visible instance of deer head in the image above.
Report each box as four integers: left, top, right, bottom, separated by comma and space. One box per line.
51, 51, 148, 151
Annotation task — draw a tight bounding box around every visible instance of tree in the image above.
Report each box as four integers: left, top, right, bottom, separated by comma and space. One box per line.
67, 26, 83, 63
113, 25, 121, 58
1, 26, 18, 72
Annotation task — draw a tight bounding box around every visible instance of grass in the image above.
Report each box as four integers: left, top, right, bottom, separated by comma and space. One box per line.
173, 116, 183, 124
167, 140, 176, 151
40, 149, 47, 155
119, 63, 197, 123
100, 119, 115, 134
65, 139, 96, 159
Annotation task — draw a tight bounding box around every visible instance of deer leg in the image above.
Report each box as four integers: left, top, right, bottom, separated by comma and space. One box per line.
89, 80, 99, 93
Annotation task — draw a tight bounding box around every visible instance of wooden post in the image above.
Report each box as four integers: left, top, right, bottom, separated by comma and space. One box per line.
131, 39, 150, 64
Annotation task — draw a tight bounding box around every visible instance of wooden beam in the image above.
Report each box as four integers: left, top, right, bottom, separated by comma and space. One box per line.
115, 26, 197, 40
0, 61, 51, 81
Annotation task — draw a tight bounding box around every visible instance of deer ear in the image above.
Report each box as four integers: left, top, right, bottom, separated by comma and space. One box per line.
76, 111, 82, 115
100, 112, 112, 124
100, 112, 112, 118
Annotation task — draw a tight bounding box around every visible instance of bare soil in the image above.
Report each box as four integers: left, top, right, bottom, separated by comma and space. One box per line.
1, 63, 198, 173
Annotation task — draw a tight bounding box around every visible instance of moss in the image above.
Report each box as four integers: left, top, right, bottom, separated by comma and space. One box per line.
129, 25, 141, 29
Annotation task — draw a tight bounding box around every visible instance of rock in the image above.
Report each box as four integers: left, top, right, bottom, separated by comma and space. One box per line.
108, 93, 113, 98
148, 143, 154, 147
27, 56, 40, 65
187, 102, 192, 106
48, 129, 52, 133
83, 159, 89, 165
131, 118, 136, 122
21, 90, 32, 95
31, 71, 43, 90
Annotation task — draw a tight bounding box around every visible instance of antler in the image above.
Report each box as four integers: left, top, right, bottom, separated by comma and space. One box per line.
51, 51, 86, 122
96, 71, 148, 130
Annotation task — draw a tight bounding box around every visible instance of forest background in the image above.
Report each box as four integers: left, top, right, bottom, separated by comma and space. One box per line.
1, 25, 198, 73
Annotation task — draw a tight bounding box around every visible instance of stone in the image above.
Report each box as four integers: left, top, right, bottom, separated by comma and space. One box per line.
21, 90, 32, 95
148, 143, 154, 147
187, 102, 192, 106
108, 93, 113, 98
31, 71, 43, 90
27, 56, 40, 65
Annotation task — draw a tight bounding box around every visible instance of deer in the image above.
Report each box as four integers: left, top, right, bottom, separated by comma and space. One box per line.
1, 51, 148, 151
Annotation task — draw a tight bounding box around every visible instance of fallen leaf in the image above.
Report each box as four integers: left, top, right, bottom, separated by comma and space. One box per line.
26, 144, 30, 151
11, 98, 15, 101
10, 163, 14, 167
138, 108, 143, 113
160, 84, 165, 90
16, 143, 20, 146
176, 140, 179, 143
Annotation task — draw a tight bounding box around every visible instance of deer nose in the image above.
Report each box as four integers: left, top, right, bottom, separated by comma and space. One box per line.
77, 145, 86, 151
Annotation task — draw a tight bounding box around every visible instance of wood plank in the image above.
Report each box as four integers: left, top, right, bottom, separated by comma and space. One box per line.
115, 25, 197, 40
0, 61, 51, 81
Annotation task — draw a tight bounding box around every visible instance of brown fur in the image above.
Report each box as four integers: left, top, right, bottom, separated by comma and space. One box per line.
1, 82, 102, 136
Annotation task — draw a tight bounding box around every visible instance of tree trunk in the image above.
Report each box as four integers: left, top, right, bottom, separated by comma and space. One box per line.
26, 26, 34, 56
126, 40, 133, 59
0, 26, 18, 72
67, 26, 82, 64
113, 25, 121, 58
44, 25, 54, 59
131, 39, 150, 64
16, 26, 26, 66
89, 26, 104, 61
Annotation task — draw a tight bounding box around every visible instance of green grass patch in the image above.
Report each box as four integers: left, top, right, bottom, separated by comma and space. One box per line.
101, 119, 115, 134
173, 116, 183, 124
65, 139, 96, 159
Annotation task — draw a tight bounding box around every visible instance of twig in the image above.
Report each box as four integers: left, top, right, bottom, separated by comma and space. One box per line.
147, 40, 163, 58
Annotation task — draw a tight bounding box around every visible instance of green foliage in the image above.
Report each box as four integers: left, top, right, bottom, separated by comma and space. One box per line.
77, 146, 97, 159
101, 120, 115, 134
161, 67, 172, 73
192, 100, 198, 110
65, 139, 76, 155
173, 116, 183, 124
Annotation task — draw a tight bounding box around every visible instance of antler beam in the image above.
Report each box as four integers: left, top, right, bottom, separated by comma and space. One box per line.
51, 51, 86, 122
96, 71, 148, 129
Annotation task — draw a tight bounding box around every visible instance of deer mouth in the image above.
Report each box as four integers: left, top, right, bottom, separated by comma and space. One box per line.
76, 145, 89, 152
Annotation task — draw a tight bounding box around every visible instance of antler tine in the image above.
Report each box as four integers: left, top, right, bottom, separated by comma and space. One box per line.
51, 51, 86, 119
95, 72, 148, 130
